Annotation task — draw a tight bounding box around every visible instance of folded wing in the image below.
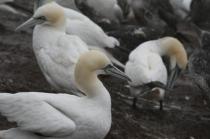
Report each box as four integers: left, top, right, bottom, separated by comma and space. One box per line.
0, 93, 76, 137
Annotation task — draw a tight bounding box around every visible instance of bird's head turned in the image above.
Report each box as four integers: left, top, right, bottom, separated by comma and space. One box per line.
160, 37, 188, 70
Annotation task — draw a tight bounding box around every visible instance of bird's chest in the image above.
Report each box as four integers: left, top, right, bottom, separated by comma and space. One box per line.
72, 106, 111, 139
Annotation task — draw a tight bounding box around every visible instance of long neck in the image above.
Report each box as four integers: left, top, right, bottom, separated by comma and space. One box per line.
158, 37, 187, 69
75, 66, 111, 105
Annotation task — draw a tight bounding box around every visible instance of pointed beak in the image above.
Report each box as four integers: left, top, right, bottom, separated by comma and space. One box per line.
103, 64, 131, 82
167, 65, 182, 89
15, 17, 44, 31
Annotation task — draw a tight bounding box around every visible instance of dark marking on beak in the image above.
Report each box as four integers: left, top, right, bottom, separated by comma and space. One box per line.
103, 64, 131, 82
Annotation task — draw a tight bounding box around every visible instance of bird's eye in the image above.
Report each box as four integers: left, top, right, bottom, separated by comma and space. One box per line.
35, 16, 46, 21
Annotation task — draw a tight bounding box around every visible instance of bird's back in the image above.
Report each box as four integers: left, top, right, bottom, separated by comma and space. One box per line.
126, 45, 167, 86
33, 26, 88, 93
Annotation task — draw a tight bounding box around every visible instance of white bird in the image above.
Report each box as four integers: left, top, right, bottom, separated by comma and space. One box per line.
34, 0, 124, 68
169, 0, 192, 19
125, 37, 188, 110
16, 2, 90, 96
76, 0, 123, 24
0, 50, 130, 139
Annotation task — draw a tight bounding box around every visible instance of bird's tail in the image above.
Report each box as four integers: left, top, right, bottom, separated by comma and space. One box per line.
106, 36, 120, 48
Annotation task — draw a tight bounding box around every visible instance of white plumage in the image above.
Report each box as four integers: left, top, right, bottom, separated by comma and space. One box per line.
125, 37, 188, 109
125, 40, 167, 100
0, 50, 130, 139
35, 0, 123, 68
0, 90, 111, 139
0, 91, 110, 139
63, 7, 120, 48
16, 2, 89, 95
33, 26, 88, 94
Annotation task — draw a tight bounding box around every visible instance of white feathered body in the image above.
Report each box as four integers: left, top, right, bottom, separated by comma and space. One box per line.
0, 90, 111, 139
33, 25, 88, 93
125, 40, 167, 98
62, 7, 123, 68
63, 7, 119, 48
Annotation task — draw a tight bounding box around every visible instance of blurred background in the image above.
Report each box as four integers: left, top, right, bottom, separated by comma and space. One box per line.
0, 0, 210, 138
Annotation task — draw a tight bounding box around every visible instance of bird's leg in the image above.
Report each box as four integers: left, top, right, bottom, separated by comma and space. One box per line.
132, 97, 137, 108
159, 100, 163, 111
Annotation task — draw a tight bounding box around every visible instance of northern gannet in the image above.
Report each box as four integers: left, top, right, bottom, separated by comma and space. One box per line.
16, 2, 89, 95
125, 37, 188, 110
0, 50, 130, 139
34, 0, 124, 68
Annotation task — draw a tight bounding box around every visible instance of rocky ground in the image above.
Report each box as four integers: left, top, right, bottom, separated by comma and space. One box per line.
0, 1, 210, 139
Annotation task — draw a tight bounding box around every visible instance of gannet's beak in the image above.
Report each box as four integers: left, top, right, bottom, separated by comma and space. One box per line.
167, 65, 182, 89
103, 64, 131, 82
15, 17, 45, 31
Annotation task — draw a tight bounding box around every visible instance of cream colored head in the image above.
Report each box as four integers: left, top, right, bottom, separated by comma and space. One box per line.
75, 50, 130, 95
159, 37, 188, 70
77, 51, 110, 72
34, 2, 65, 27
75, 50, 110, 95
16, 2, 66, 31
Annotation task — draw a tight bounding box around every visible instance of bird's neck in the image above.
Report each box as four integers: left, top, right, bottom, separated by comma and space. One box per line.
34, 18, 66, 37
158, 37, 187, 70
75, 68, 111, 106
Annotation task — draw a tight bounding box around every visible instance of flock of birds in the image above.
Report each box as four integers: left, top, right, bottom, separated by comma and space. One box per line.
3, 0, 210, 138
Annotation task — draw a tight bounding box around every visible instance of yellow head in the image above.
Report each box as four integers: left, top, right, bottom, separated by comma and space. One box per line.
34, 2, 65, 27
75, 50, 130, 94
76, 50, 110, 73
160, 37, 188, 70
16, 2, 65, 31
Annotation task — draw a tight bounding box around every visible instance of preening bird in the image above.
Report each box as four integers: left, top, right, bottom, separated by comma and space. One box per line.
16, 2, 89, 95
34, 0, 124, 69
125, 37, 188, 110
0, 50, 131, 139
